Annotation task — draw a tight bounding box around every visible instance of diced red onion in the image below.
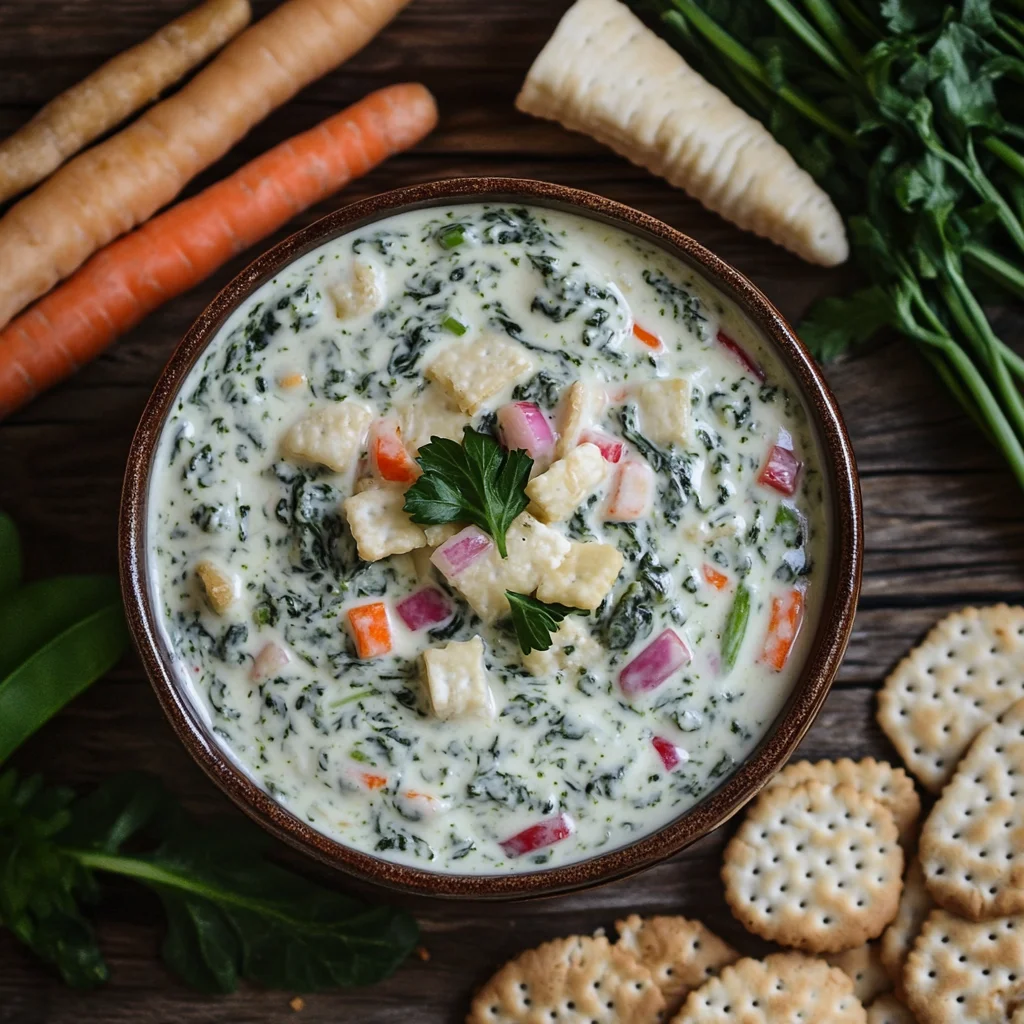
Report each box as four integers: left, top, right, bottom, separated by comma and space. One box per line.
605, 460, 654, 521
499, 813, 575, 857
619, 629, 692, 697
652, 736, 687, 771
431, 526, 493, 578
717, 329, 765, 382
758, 445, 802, 495
580, 428, 624, 463
396, 587, 453, 631
497, 401, 555, 461
250, 642, 290, 681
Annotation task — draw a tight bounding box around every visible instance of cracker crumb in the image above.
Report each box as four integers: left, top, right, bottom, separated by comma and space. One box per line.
289, 996, 305, 1012
416, 945, 431, 962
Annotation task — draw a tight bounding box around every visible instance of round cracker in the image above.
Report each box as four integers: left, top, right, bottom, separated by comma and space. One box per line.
880, 859, 933, 998
671, 952, 866, 1024
904, 909, 1024, 1024
866, 993, 918, 1024
722, 781, 904, 953
615, 914, 739, 1017
467, 934, 665, 1024
878, 604, 1024, 793
768, 758, 921, 848
827, 942, 892, 1005
920, 695, 1024, 921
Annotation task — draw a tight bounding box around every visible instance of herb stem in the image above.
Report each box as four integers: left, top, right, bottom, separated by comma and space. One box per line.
667, 0, 860, 147
817, 0, 878, 44
764, 0, 855, 81
963, 242, 1024, 303
984, 136, 1024, 183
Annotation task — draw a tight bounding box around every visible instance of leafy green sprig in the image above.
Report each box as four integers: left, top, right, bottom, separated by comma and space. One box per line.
505, 591, 580, 654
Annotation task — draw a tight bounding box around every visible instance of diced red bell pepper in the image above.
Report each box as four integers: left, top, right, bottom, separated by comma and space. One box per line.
761, 588, 805, 671
652, 736, 686, 771
580, 428, 624, 463
717, 330, 765, 381
396, 587, 453, 631
619, 629, 692, 697
702, 564, 729, 590
499, 813, 574, 857
369, 417, 419, 485
632, 322, 663, 351
758, 444, 802, 496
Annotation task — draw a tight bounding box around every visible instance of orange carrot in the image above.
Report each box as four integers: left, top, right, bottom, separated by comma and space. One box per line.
360, 773, 388, 791
702, 564, 729, 590
347, 601, 392, 659
0, 0, 414, 328
0, 84, 437, 419
632, 322, 663, 350
761, 588, 805, 671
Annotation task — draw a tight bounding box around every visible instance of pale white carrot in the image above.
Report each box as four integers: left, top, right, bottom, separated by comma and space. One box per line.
0, 0, 251, 204
0, 0, 412, 329
515, 0, 848, 267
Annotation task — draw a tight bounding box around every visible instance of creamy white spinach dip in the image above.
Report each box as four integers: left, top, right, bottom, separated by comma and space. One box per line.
147, 203, 828, 874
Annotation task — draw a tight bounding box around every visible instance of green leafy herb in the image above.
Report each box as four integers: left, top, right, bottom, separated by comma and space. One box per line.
505, 591, 580, 654
0, 770, 418, 992
721, 583, 751, 671
436, 224, 466, 249
404, 427, 533, 557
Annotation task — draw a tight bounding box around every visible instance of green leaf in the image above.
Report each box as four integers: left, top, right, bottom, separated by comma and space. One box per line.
0, 575, 122, 681
0, 512, 21, 599
404, 427, 533, 558
60, 772, 166, 853
505, 591, 580, 655
0, 601, 128, 764
799, 285, 893, 359
721, 583, 751, 671
0, 770, 108, 989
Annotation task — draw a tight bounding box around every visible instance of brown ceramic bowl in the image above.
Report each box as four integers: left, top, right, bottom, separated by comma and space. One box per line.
120, 178, 862, 900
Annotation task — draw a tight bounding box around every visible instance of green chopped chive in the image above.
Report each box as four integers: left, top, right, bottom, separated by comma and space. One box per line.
774, 503, 799, 527
721, 582, 751, 671
441, 315, 468, 336
436, 224, 466, 249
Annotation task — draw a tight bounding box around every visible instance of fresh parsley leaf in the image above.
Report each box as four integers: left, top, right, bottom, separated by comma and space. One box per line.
0, 770, 419, 993
800, 286, 893, 361
404, 427, 532, 557
505, 591, 580, 654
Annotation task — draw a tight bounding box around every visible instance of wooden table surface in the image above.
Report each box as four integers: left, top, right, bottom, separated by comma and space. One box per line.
2, 1, 1022, 1021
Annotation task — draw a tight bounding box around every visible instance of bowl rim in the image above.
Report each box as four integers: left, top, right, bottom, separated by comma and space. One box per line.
120, 176, 862, 900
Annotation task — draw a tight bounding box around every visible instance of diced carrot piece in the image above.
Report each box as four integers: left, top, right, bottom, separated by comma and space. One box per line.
278, 371, 305, 389
347, 602, 392, 659
632, 322, 663, 350
360, 773, 388, 790
702, 564, 729, 590
369, 417, 419, 485
761, 589, 805, 671
606, 460, 654, 521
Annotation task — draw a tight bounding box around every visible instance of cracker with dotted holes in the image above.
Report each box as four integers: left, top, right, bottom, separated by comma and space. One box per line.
880, 859, 933, 998
615, 914, 739, 1018
827, 943, 892, 1005
919, 695, 1024, 921
878, 605, 1024, 794
768, 758, 921, 848
866, 994, 918, 1024
904, 909, 1024, 1024
671, 952, 867, 1024
722, 781, 903, 953
466, 934, 665, 1024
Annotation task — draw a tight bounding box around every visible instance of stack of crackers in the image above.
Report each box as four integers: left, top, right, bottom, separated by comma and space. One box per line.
466, 605, 1024, 1024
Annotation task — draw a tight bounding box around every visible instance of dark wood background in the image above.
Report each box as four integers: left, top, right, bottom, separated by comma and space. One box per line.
1, 1, 1021, 1020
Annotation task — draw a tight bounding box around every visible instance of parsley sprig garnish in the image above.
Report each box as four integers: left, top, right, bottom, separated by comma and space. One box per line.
404, 427, 533, 558
505, 591, 580, 655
